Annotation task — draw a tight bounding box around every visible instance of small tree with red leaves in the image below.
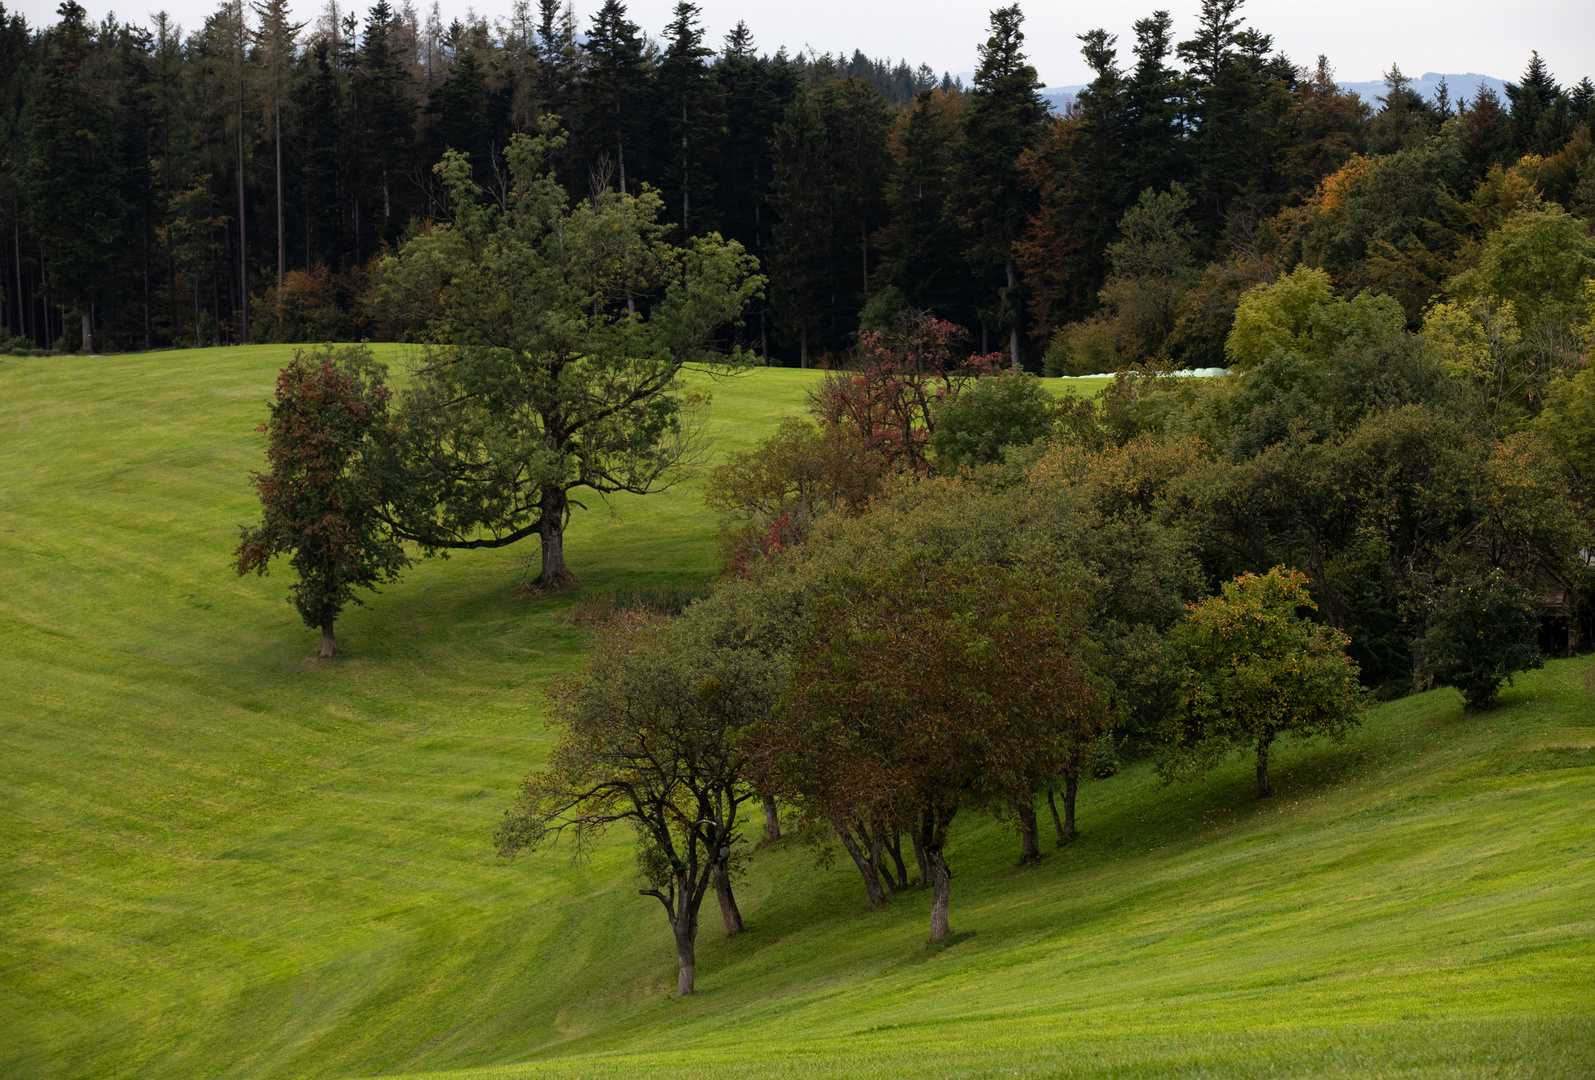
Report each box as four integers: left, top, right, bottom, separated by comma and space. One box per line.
810, 310, 1002, 475
235, 346, 407, 658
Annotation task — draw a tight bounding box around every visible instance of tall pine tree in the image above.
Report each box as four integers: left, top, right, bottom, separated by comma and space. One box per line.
955, 4, 1046, 368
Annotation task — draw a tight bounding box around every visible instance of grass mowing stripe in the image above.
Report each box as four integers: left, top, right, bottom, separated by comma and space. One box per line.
1, 347, 1588, 1079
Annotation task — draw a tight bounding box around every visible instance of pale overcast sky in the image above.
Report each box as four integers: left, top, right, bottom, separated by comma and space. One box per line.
14, 0, 1595, 88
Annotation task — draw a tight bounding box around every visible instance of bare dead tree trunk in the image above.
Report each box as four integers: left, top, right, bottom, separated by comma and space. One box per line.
762, 794, 780, 842
236, 41, 248, 346
1017, 799, 1041, 864
318, 621, 336, 658
276, 102, 285, 291
1005, 258, 1020, 372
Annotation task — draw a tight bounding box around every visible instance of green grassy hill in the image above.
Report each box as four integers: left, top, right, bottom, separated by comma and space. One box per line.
1, 348, 1589, 1079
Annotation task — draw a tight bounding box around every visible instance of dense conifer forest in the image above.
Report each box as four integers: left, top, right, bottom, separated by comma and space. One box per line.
2, 0, 1592, 365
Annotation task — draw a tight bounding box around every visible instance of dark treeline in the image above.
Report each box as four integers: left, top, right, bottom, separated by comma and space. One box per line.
1, 0, 1593, 363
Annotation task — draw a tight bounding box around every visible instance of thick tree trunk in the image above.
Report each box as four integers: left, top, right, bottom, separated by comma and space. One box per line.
1063, 773, 1078, 841
762, 794, 780, 842
1017, 800, 1041, 863
1256, 740, 1272, 799
536, 490, 576, 591
713, 859, 743, 936
927, 844, 951, 941
674, 922, 696, 996
1046, 787, 1067, 846
80, 309, 92, 354
318, 621, 336, 658
832, 814, 886, 907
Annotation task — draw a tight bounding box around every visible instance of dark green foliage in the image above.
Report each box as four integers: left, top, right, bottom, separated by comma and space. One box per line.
368, 125, 762, 587
1504, 51, 1568, 157
955, 4, 1047, 366
928, 373, 1055, 469
767, 72, 893, 362
1422, 568, 1544, 710
23, 1, 124, 345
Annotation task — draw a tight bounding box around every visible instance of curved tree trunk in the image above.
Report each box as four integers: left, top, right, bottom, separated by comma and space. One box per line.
884, 831, 909, 890
1046, 786, 1067, 845
832, 813, 886, 907
762, 794, 781, 842
1256, 739, 1273, 799
713, 859, 743, 936
1017, 800, 1041, 863
318, 621, 336, 658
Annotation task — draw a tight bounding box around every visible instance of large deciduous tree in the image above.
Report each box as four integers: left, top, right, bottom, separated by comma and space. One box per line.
368, 123, 762, 588
760, 540, 1097, 939
235, 345, 407, 657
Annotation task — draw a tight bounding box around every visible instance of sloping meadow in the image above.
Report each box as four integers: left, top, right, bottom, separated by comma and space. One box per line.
0, 348, 1588, 1080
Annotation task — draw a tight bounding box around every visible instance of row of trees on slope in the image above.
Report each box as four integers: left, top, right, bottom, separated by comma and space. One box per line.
6, 0, 1594, 369
491, 262, 1586, 989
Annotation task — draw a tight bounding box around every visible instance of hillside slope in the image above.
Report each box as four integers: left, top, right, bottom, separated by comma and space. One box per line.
0, 348, 1589, 1080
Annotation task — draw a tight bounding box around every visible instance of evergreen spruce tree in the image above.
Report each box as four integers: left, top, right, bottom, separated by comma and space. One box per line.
253, 0, 304, 292
24, 0, 124, 352
580, 0, 648, 195
355, 0, 416, 251
655, 2, 717, 236
1124, 10, 1183, 198
880, 87, 966, 323
955, 4, 1046, 369
1504, 51, 1567, 156
769, 82, 830, 366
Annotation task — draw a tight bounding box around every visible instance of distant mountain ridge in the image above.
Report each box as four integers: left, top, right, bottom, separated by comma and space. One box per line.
1039, 72, 1509, 115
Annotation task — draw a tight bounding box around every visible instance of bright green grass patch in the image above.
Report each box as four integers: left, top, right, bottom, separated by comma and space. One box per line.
1, 347, 1589, 1080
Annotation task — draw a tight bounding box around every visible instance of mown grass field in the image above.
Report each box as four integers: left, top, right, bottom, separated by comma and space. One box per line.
1, 346, 1590, 1080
